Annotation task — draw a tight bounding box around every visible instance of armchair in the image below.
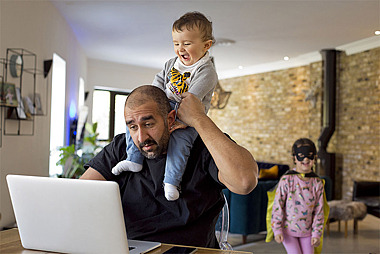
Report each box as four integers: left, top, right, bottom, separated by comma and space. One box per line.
353, 181, 380, 218
223, 161, 289, 244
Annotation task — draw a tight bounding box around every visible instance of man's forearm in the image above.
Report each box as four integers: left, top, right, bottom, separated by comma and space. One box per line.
80, 167, 106, 180
194, 114, 257, 194
178, 93, 258, 194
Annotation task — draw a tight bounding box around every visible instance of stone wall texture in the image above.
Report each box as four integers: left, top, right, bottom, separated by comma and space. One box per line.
209, 47, 380, 200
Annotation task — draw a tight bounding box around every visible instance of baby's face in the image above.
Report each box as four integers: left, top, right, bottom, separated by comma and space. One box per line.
172, 27, 212, 66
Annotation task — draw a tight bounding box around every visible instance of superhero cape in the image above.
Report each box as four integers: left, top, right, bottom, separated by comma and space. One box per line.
265, 170, 330, 254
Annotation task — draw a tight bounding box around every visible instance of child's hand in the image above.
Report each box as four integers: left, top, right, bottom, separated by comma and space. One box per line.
170, 121, 187, 134
311, 237, 320, 247
274, 234, 283, 243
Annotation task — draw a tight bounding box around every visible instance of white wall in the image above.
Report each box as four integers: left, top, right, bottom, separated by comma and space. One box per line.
0, 1, 165, 230
0, 0, 87, 229
86, 59, 160, 123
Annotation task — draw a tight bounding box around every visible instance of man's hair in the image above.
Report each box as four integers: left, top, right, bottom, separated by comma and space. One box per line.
172, 11, 214, 43
125, 85, 171, 118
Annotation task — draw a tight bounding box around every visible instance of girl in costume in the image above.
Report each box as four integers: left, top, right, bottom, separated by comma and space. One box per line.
266, 138, 329, 254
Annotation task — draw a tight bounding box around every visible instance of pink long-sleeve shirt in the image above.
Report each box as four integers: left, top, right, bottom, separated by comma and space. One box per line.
271, 172, 325, 239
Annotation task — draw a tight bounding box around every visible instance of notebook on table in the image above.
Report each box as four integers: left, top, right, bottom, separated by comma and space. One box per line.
6, 174, 161, 254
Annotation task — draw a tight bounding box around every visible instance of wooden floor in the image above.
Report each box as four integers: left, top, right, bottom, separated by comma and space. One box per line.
228, 214, 380, 253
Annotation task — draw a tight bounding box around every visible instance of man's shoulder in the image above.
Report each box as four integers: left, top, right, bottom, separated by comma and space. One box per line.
109, 133, 127, 152
113, 133, 126, 143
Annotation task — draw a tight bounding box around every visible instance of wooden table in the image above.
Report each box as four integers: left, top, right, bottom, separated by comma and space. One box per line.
0, 228, 251, 254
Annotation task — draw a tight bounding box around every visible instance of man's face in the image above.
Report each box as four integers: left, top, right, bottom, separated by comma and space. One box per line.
125, 101, 170, 159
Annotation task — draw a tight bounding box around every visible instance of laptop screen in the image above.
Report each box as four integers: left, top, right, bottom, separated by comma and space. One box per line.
7, 175, 160, 254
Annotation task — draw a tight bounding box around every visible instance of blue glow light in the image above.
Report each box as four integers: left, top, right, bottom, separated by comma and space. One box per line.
69, 101, 76, 119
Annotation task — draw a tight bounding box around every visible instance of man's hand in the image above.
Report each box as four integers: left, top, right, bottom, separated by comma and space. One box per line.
311, 237, 320, 247
176, 92, 206, 128
275, 234, 283, 243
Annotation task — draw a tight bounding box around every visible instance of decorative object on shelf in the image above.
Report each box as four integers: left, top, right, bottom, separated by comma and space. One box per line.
9, 54, 23, 78
34, 93, 43, 115
23, 96, 35, 116
0, 82, 18, 107
210, 81, 232, 109
15, 88, 27, 119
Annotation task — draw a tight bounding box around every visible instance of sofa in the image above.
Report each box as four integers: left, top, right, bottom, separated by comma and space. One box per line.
352, 181, 380, 218
223, 161, 332, 244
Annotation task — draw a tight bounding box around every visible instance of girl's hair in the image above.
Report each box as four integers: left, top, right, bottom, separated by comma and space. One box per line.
291, 138, 317, 164
172, 11, 215, 43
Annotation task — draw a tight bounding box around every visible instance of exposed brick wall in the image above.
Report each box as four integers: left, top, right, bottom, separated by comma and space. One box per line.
209, 47, 380, 200
334, 48, 380, 199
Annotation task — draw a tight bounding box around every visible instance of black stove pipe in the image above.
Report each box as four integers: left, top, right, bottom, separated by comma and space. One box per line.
318, 49, 338, 199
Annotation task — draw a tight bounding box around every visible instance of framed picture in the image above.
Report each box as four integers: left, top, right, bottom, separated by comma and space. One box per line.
15, 88, 27, 119
23, 96, 35, 115
0, 82, 18, 107
34, 93, 43, 115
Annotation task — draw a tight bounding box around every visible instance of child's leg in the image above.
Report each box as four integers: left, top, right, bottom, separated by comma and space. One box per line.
282, 233, 302, 254
164, 127, 198, 201
111, 127, 144, 175
299, 236, 314, 254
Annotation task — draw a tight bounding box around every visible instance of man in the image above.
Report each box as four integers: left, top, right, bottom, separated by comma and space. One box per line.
81, 85, 258, 248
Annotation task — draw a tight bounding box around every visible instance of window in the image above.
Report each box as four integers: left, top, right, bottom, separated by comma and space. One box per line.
92, 87, 130, 141
49, 53, 66, 176
76, 77, 87, 144
78, 77, 85, 108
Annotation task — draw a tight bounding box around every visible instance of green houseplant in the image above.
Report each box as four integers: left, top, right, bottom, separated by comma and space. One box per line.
56, 122, 102, 178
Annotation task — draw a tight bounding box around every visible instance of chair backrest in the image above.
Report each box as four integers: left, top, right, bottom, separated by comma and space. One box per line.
353, 181, 380, 198
215, 193, 233, 250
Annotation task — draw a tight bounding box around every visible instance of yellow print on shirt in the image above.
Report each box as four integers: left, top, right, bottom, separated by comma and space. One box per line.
169, 67, 190, 95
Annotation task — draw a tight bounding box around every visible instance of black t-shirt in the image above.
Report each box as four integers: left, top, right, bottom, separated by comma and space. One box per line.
85, 133, 226, 248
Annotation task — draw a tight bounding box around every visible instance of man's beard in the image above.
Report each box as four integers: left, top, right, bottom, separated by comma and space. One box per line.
138, 130, 170, 159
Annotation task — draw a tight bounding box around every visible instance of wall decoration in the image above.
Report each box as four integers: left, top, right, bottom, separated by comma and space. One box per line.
34, 93, 43, 115
9, 54, 23, 78
210, 81, 231, 109
3, 48, 38, 136
0, 82, 18, 107
15, 88, 27, 119
23, 96, 35, 115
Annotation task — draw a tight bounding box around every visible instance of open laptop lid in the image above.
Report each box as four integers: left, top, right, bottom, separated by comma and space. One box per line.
6, 175, 160, 254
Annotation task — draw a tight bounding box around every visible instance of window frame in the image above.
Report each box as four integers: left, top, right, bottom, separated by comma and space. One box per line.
93, 87, 130, 141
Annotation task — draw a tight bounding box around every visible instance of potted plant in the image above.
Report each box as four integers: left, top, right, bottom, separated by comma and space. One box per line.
56, 122, 102, 178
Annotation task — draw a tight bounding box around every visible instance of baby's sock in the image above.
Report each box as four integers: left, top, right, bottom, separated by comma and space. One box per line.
111, 161, 142, 175
164, 183, 180, 201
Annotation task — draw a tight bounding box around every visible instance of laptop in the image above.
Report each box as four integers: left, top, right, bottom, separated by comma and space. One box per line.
6, 174, 161, 254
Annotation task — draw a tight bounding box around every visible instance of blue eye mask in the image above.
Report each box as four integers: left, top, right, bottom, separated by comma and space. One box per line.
295, 145, 316, 161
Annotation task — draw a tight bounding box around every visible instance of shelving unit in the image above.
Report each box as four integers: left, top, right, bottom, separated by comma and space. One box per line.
1, 48, 38, 137
0, 62, 4, 147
